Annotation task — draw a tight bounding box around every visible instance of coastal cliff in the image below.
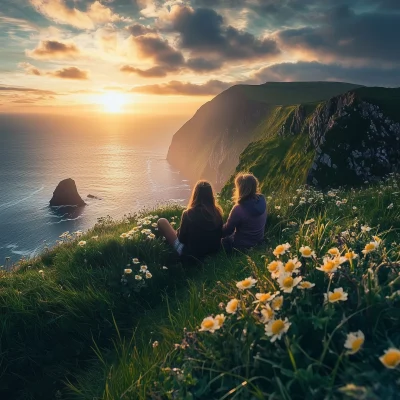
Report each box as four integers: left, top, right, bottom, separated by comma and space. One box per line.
167, 81, 400, 193
167, 81, 361, 190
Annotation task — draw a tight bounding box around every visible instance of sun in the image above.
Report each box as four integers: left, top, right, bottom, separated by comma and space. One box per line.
100, 92, 126, 113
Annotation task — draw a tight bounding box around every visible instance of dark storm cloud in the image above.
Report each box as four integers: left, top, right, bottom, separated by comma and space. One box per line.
251, 61, 400, 87
186, 58, 223, 72
278, 6, 400, 64
170, 6, 280, 61
130, 79, 232, 95
132, 34, 185, 66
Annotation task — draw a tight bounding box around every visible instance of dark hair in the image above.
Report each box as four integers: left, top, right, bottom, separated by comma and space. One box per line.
233, 173, 260, 204
187, 180, 223, 222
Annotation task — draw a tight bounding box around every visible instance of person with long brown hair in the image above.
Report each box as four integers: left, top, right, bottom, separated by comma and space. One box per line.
222, 173, 267, 252
158, 180, 223, 259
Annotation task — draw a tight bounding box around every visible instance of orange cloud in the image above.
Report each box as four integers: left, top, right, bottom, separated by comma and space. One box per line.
48, 67, 89, 80
29, 0, 129, 30
26, 40, 80, 60
19, 63, 89, 80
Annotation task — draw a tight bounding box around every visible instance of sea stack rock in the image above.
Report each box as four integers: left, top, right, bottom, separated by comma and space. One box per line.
49, 178, 86, 207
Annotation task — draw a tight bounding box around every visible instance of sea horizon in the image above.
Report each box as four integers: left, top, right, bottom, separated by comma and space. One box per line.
0, 113, 191, 264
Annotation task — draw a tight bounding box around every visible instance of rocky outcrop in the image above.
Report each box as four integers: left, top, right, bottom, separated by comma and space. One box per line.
306, 91, 400, 187
49, 179, 86, 207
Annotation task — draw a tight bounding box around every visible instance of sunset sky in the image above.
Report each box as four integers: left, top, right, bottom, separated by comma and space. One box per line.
1, 0, 399, 114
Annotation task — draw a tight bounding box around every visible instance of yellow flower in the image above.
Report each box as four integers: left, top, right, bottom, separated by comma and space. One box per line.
298, 281, 315, 290
120, 233, 129, 239
236, 277, 257, 290
372, 235, 382, 244
327, 247, 340, 256
271, 295, 284, 310
265, 318, 291, 342
324, 287, 348, 303
214, 314, 226, 327
78, 241, 86, 247
132, 258, 140, 264
199, 317, 220, 333
273, 243, 291, 257
135, 275, 142, 281
362, 241, 379, 255
145, 271, 152, 279
124, 269, 132, 274
148, 233, 156, 239
278, 273, 302, 293
344, 251, 358, 261
299, 246, 316, 258
267, 260, 283, 279
226, 299, 239, 314
379, 348, 400, 369
283, 258, 302, 274
91, 236, 99, 240
344, 331, 364, 355
254, 292, 277, 304
316, 258, 339, 274
260, 305, 274, 323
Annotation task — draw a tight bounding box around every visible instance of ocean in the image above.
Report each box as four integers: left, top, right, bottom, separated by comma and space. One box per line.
0, 113, 191, 264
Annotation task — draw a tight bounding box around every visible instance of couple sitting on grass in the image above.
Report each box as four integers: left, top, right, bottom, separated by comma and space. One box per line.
158, 173, 267, 260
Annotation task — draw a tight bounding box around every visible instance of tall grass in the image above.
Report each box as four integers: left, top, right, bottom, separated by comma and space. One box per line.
1, 178, 399, 399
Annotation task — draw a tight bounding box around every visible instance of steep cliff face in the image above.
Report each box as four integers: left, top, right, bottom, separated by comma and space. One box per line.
307, 90, 400, 187
167, 82, 361, 190
221, 87, 400, 195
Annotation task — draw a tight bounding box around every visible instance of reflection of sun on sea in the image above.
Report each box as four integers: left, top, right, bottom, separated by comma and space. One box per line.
100, 92, 126, 113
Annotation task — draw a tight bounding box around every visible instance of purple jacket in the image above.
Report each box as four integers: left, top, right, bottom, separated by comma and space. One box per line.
222, 195, 267, 248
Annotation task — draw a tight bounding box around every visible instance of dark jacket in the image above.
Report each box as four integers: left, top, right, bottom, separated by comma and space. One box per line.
222, 195, 267, 248
177, 207, 223, 258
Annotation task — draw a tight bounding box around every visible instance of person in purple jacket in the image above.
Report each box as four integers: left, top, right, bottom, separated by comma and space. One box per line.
222, 173, 267, 252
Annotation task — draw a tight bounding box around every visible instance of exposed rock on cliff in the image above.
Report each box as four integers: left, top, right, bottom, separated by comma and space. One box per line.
49, 179, 86, 207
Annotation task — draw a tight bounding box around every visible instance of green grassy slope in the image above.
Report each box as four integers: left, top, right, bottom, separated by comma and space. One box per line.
1, 177, 400, 399
167, 82, 361, 190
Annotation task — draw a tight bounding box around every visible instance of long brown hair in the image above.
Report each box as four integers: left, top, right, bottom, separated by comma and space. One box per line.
233, 173, 260, 204
187, 180, 223, 222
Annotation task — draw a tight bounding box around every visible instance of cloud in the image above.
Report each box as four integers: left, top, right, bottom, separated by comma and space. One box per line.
277, 5, 400, 65
250, 61, 400, 87
127, 23, 157, 36
131, 33, 185, 66
26, 40, 80, 60
96, 26, 118, 53
19, 63, 89, 80
169, 6, 280, 61
130, 79, 232, 95
18, 62, 42, 76
120, 65, 169, 77
186, 57, 222, 72
123, 32, 185, 77
48, 67, 89, 80
29, 0, 129, 29
0, 84, 56, 95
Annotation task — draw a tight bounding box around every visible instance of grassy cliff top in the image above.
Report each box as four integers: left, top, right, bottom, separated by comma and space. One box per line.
1, 176, 400, 399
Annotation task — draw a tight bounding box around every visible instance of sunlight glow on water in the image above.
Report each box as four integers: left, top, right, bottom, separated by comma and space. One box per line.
0, 114, 190, 263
